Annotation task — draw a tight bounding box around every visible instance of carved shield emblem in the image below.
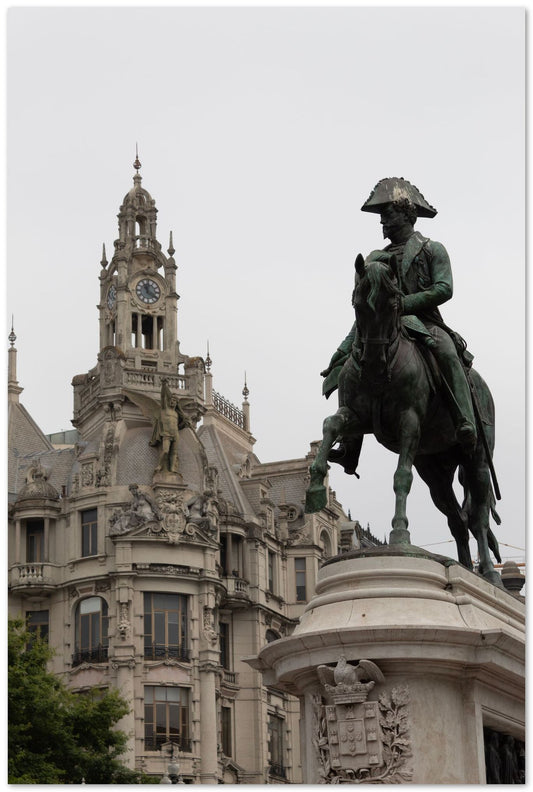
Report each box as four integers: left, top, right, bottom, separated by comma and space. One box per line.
326, 700, 383, 771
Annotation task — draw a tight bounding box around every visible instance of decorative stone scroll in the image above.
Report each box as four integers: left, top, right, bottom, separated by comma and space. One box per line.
313, 657, 412, 784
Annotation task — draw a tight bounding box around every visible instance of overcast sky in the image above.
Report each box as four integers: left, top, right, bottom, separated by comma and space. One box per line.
6, 5, 525, 565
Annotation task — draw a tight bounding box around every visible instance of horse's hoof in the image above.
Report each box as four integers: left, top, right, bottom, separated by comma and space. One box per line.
482, 569, 504, 589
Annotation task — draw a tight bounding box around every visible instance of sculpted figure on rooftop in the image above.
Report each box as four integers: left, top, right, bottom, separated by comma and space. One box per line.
124, 378, 190, 475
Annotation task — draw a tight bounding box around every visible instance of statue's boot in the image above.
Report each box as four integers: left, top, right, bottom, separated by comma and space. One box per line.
327, 436, 363, 477
439, 356, 478, 454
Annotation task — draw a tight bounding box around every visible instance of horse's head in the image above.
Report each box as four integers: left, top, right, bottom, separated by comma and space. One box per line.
353, 250, 403, 376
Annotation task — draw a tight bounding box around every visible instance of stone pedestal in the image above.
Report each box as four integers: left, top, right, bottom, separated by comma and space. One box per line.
247, 549, 525, 784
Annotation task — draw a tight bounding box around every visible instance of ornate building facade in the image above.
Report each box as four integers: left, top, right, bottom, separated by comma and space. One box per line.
7, 161, 382, 783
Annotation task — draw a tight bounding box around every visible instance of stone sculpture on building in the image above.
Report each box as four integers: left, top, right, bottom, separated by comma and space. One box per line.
312, 657, 412, 784
124, 379, 190, 476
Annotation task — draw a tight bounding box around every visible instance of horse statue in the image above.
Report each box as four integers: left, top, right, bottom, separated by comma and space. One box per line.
305, 251, 502, 587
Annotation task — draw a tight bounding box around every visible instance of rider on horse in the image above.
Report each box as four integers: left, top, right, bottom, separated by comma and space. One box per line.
321, 178, 477, 475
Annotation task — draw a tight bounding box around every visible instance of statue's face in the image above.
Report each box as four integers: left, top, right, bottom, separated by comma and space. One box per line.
380, 204, 408, 240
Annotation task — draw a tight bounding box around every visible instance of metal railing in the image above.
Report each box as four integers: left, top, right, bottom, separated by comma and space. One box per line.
269, 762, 287, 779
144, 643, 191, 663
213, 390, 244, 429
72, 645, 108, 667
144, 735, 192, 753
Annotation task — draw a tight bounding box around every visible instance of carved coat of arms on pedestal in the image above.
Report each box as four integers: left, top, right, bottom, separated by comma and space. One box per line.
313, 657, 412, 784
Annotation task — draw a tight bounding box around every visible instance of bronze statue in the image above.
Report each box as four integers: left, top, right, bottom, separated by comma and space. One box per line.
307, 178, 502, 587
124, 379, 190, 474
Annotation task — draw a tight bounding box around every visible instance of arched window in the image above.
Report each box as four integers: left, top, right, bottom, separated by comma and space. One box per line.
320, 530, 332, 558
73, 596, 108, 666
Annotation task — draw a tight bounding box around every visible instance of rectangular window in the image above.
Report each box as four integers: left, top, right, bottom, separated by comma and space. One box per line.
26, 520, 44, 562
144, 686, 190, 752
27, 610, 49, 642
144, 593, 189, 662
268, 551, 275, 593
295, 557, 307, 602
73, 596, 108, 666
219, 622, 230, 669
268, 714, 286, 778
221, 706, 232, 756
81, 509, 98, 557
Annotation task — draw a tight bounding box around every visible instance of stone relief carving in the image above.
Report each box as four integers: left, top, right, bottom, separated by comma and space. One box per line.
186, 491, 218, 535
96, 417, 118, 487
110, 657, 136, 671
117, 602, 130, 639
313, 657, 412, 784
286, 522, 310, 546
109, 483, 162, 536
157, 490, 188, 543
81, 462, 95, 487
203, 606, 218, 645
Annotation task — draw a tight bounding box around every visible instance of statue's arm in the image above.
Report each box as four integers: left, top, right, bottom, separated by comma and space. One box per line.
402, 241, 453, 314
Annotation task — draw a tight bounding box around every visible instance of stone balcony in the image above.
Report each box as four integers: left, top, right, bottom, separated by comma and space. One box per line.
9, 562, 60, 595
221, 576, 252, 609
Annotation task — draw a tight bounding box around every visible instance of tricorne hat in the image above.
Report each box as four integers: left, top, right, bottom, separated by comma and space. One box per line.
361, 177, 437, 218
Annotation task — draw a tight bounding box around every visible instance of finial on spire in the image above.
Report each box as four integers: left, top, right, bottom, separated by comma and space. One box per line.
133, 143, 141, 172
168, 230, 175, 257
242, 372, 249, 401
9, 316, 16, 347
100, 243, 108, 267
205, 341, 212, 372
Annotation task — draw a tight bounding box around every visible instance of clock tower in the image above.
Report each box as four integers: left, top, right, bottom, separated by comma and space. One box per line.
100, 153, 178, 364
72, 155, 206, 441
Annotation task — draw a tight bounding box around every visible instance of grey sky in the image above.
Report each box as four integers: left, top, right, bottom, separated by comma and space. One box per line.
7, 6, 525, 562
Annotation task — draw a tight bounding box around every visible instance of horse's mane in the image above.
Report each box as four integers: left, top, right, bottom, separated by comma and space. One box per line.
360, 254, 402, 313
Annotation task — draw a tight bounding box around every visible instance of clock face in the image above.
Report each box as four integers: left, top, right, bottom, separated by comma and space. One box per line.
136, 278, 161, 304
107, 284, 117, 310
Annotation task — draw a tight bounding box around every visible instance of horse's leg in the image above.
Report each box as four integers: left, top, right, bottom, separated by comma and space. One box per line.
462, 455, 503, 588
306, 408, 352, 513
415, 456, 472, 569
390, 408, 420, 545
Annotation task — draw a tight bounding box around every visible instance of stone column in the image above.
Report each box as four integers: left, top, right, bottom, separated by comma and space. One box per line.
15, 519, 21, 563
112, 656, 136, 767
198, 661, 219, 784
44, 517, 50, 562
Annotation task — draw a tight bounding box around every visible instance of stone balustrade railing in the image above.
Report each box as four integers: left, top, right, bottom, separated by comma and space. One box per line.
10, 563, 58, 589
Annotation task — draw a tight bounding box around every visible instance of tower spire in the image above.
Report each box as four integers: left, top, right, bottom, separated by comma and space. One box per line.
8, 320, 23, 403
133, 143, 141, 172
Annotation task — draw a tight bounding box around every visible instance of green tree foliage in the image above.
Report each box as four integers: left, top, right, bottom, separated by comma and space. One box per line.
8, 619, 155, 783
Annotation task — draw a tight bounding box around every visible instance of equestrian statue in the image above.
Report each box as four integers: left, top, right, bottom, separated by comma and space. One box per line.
305, 178, 502, 587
